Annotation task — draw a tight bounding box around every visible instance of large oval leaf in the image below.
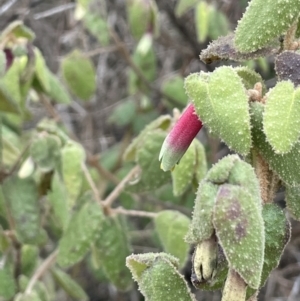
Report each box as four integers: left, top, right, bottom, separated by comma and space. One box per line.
234, 0, 300, 52
263, 81, 300, 154
185, 67, 251, 155
213, 184, 264, 289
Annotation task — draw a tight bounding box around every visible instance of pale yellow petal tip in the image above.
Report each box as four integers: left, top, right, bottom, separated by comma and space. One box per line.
160, 163, 175, 172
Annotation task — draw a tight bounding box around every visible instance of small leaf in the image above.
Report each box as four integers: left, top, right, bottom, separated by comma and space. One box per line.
61, 141, 85, 209
108, 99, 137, 126
195, 1, 210, 43
207, 4, 229, 40
126, 130, 170, 192
0, 21, 35, 41
95, 215, 133, 291
154, 210, 190, 268
185, 181, 218, 244
0, 265, 16, 299
263, 81, 300, 153
126, 0, 154, 39
45, 69, 72, 104
200, 34, 279, 64
175, 0, 197, 17
275, 51, 300, 86
235, 66, 267, 94
194, 139, 207, 183
161, 75, 188, 107
51, 267, 88, 301
185, 66, 252, 155
61, 50, 96, 101
286, 185, 300, 220
0, 79, 20, 114
251, 102, 300, 186
260, 204, 290, 286
123, 114, 171, 162
34, 48, 50, 93
2, 176, 41, 244
83, 12, 109, 45
47, 172, 70, 230
234, 0, 300, 52
30, 134, 61, 172
126, 253, 196, 301
21, 245, 39, 277
213, 184, 264, 289
57, 201, 104, 268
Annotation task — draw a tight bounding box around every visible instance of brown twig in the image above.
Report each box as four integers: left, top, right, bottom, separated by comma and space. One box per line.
109, 27, 182, 107
25, 249, 58, 295
102, 165, 140, 209
112, 207, 157, 219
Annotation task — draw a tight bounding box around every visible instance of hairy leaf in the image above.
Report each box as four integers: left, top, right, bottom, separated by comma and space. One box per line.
95, 215, 133, 291
213, 184, 264, 289
127, 253, 196, 301
21, 245, 39, 277
51, 267, 88, 301
61, 141, 85, 209
0, 265, 16, 299
251, 102, 300, 185
2, 176, 41, 244
263, 81, 300, 153
61, 50, 96, 101
234, 0, 300, 52
200, 34, 279, 64
155, 210, 190, 267
57, 201, 104, 268
185, 67, 251, 155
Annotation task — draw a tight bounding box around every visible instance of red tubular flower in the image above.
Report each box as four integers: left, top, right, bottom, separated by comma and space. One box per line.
159, 103, 203, 171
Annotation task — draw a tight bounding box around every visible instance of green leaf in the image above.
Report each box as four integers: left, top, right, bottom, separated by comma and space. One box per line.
14, 292, 41, 301
185, 181, 218, 244
21, 245, 39, 277
2, 176, 41, 244
172, 140, 197, 196
234, 0, 300, 53
57, 201, 104, 268
200, 34, 280, 64
0, 50, 6, 78
47, 172, 70, 230
108, 99, 137, 126
207, 5, 229, 40
260, 204, 290, 286
194, 139, 207, 183
30, 134, 61, 172
251, 102, 300, 186
235, 66, 267, 94
123, 114, 171, 162
1, 21, 35, 41
45, 69, 72, 104
213, 184, 264, 289
161, 75, 188, 107
126, 253, 196, 301
175, 0, 197, 17
95, 215, 133, 291
126, 130, 170, 192
34, 48, 50, 93
0, 265, 16, 299
0, 79, 20, 114
275, 51, 300, 86
128, 44, 156, 94
83, 12, 109, 45
51, 267, 88, 301
286, 185, 300, 220
61, 50, 96, 101
185, 66, 252, 155
126, 0, 154, 39
195, 1, 210, 42
61, 141, 85, 209
263, 81, 300, 153
154, 210, 190, 268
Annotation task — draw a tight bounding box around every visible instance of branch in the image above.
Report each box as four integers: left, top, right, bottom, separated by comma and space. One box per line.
102, 165, 140, 208
112, 207, 157, 218
25, 249, 58, 295
109, 27, 183, 107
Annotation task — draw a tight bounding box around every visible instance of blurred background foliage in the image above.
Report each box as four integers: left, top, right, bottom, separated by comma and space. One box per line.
0, 0, 299, 301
